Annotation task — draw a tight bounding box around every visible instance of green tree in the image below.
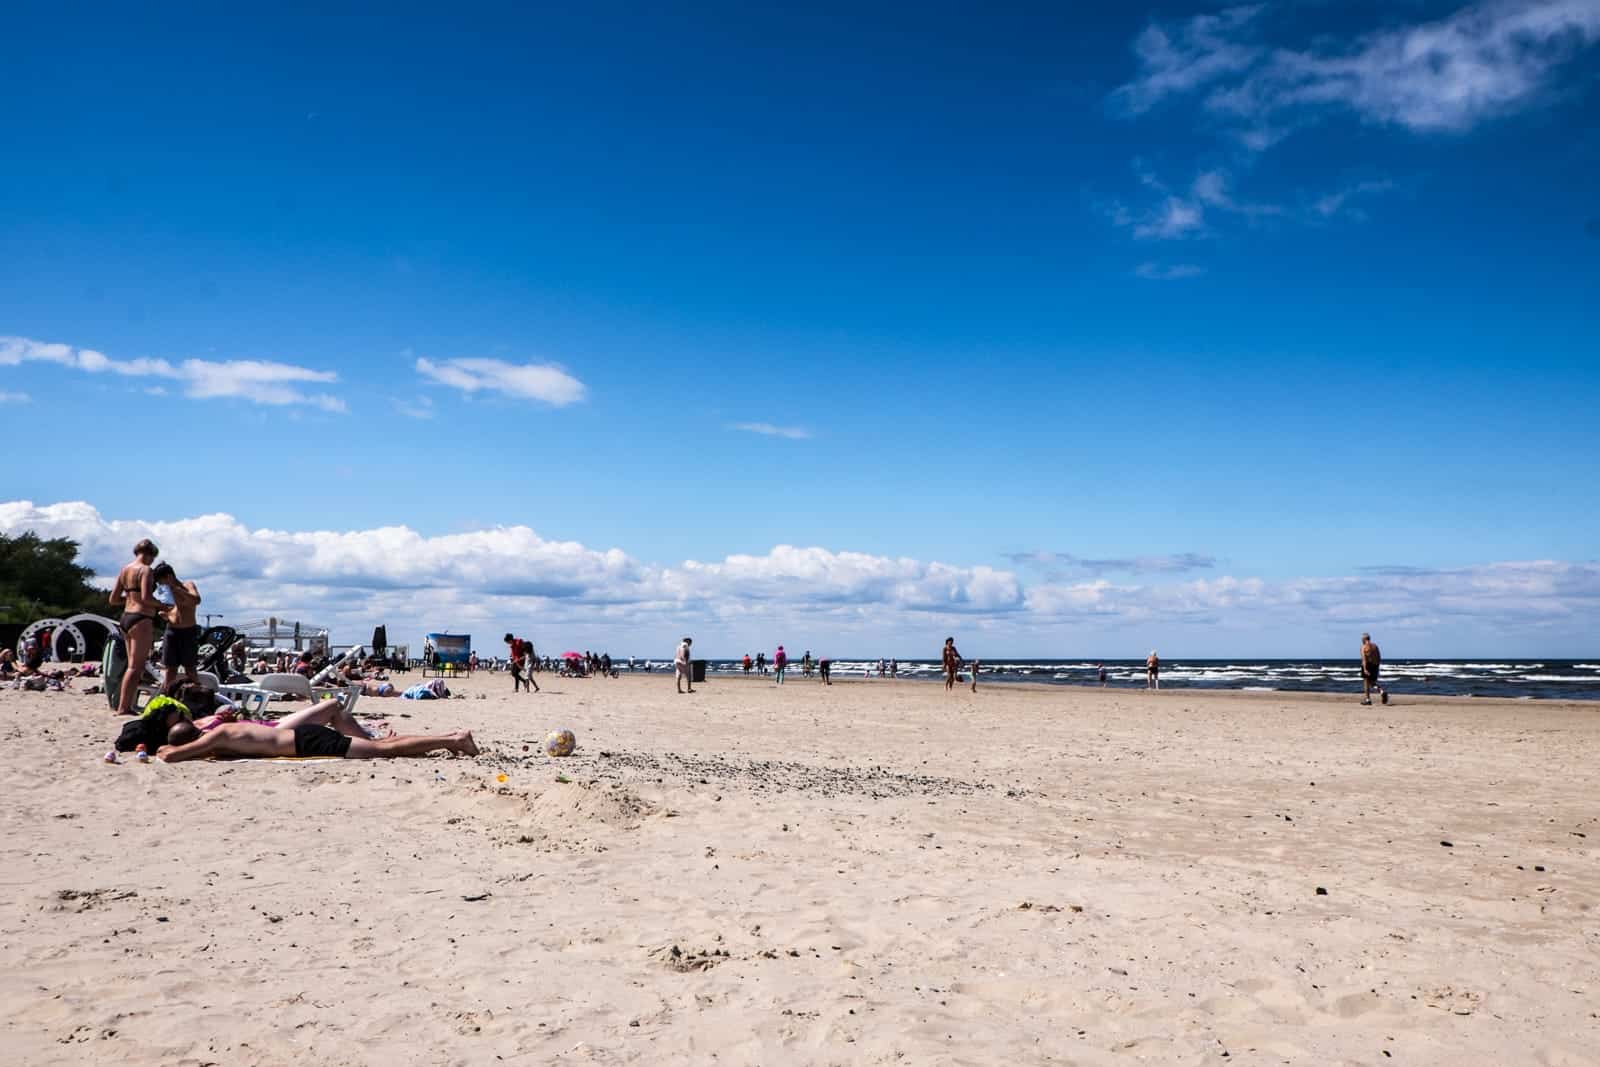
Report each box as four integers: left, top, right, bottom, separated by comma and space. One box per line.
0, 533, 109, 624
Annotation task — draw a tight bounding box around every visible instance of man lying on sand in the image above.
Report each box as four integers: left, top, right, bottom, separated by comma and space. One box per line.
140, 690, 479, 762
159, 718, 479, 762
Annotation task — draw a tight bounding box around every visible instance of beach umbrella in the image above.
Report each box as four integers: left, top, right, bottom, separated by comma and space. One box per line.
562, 650, 583, 659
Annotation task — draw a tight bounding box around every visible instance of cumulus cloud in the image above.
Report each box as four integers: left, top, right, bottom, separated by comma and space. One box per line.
1114, 0, 1600, 138
729, 422, 811, 440
6, 500, 1593, 654
416, 357, 586, 406
0, 335, 345, 412
1024, 562, 1600, 637
0, 502, 1024, 649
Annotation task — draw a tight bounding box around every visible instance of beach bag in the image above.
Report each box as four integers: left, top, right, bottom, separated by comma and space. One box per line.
115, 718, 150, 753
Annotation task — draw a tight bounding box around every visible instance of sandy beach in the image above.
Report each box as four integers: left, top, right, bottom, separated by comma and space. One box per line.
1, 673, 1596, 1065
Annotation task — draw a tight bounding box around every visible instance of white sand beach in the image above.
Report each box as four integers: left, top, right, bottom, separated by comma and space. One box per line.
1, 674, 1596, 1065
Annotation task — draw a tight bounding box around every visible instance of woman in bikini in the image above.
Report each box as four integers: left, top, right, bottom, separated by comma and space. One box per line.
109, 538, 160, 715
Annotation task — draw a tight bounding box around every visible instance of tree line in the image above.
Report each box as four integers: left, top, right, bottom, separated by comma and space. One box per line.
0, 532, 108, 625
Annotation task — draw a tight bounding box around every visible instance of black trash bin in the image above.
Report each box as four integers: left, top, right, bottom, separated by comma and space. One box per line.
691, 659, 707, 683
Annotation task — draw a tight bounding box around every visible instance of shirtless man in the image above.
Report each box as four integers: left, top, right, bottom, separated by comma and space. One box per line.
942, 637, 962, 691
109, 539, 161, 715
1360, 633, 1388, 706
675, 637, 694, 694
153, 562, 203, 694
156, 699, 479, 763
1146, 651, 1160, 690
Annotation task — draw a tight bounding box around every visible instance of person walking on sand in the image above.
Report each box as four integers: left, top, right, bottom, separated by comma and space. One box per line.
1360, 633, 1388, 706
675, 636, 694, 694
802, 650, 812, 678
153, 562, 203, 695
942, 637, 962, 692
504, 633, 538, 693
1146, 650, 1160, 690
819, 656, 832, 685
109, 539, 162, 716
774, 645, 787, 685
970, 659, 980, 693
1097, 663, 1107, 687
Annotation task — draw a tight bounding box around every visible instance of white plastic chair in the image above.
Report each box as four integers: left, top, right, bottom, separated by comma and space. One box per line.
255, 672, 359, 713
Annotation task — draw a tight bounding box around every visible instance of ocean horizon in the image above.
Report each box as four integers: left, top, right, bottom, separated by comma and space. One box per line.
684, 657, 1600, 701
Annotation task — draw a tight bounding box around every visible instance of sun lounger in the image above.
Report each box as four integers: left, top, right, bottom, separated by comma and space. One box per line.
254, 672, 360, 713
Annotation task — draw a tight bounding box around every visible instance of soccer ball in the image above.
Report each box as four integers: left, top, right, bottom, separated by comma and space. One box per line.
544, 729, 577, 757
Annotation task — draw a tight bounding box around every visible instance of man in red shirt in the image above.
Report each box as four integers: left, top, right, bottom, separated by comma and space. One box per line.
504, 633, 539, 693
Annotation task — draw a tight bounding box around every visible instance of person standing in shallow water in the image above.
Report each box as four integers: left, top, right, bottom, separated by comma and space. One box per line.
1360, 632, 1388, 706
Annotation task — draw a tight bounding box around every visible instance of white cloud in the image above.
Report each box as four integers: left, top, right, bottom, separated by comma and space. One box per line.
0, 502, 1024, 651
0, 390, 30, 403
3, 500, 1595, 656
1313, 179, 1397, 219
1024, 562, 1600, 639
0, 335, 345, 412
1132, 196, 1207, 240
729, 422, 811, 440
416, 356, 586, 406
1115, 0, 1600, 139
393, 395, 435, 420
1113, 165, 1390, 247
1110, 5, 1266, 115
1134, 262, 1205, 281
1009, 551, 1218, 576
1190, 169, 1283, 217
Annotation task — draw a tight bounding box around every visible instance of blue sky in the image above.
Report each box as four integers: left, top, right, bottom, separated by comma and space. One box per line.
2, 1, 1597, 656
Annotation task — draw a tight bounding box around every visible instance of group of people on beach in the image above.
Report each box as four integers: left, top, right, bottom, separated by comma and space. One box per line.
105, 540, 477, 764
83, 537, 1402, 766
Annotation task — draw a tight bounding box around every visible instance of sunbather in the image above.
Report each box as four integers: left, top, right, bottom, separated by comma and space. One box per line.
158, 709, 477, 762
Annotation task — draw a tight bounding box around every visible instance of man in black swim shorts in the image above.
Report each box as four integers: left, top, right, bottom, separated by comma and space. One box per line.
156, 718, 479, 762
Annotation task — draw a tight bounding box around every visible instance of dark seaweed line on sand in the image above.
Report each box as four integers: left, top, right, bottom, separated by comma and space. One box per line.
589, 749, 1021, 798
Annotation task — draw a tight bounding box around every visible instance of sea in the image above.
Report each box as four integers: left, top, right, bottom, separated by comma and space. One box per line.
697, 658, 1600, 702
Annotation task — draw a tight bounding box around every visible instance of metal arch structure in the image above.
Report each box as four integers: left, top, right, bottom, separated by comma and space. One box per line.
17, 617, 82, 661
16, 614, 122, 662
59, 614, 122, 661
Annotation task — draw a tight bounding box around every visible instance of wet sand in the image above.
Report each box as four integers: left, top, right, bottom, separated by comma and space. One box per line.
1, 673, 1596, 1065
